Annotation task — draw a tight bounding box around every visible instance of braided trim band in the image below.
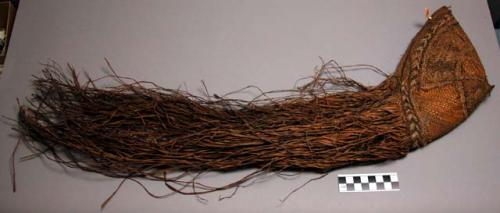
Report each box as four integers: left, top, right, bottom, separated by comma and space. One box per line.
401, 13, 455, 149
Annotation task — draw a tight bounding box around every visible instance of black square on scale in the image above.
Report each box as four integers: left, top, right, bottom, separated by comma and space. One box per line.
361, 183, 369, 190
346, 184, 355, 191
383, 175, 391, 182
392, 182, 400, 189
377, 182, 385, 190
338, 177, 346, 184
353, 176, 361, 183
368, 176, 376, 182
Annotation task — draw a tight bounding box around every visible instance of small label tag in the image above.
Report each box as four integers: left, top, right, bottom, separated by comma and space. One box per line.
338, 172, 400, 192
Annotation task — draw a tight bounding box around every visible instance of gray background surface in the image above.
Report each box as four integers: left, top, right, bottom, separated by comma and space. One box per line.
1, 0, 499, 212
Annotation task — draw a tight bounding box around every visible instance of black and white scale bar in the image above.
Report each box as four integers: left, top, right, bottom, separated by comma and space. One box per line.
338, 172, 400, 192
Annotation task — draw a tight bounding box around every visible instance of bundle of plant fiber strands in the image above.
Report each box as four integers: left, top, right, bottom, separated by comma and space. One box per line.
13, 6, 493, 206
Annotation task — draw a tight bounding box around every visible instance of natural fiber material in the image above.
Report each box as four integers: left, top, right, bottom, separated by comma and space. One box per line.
14, 7, 493, 199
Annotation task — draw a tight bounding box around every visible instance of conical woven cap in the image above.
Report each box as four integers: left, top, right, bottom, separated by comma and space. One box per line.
397, 6, 494, 148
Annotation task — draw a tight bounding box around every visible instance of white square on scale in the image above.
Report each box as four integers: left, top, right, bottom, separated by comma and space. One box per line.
354, 183, 362, 191
384, 182, 392, 190
369, 183, 377, 191
390, 174, 398, 182
345, 176, 354, 184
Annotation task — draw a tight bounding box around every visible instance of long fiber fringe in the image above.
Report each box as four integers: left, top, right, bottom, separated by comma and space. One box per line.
14, 60, 411, 206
